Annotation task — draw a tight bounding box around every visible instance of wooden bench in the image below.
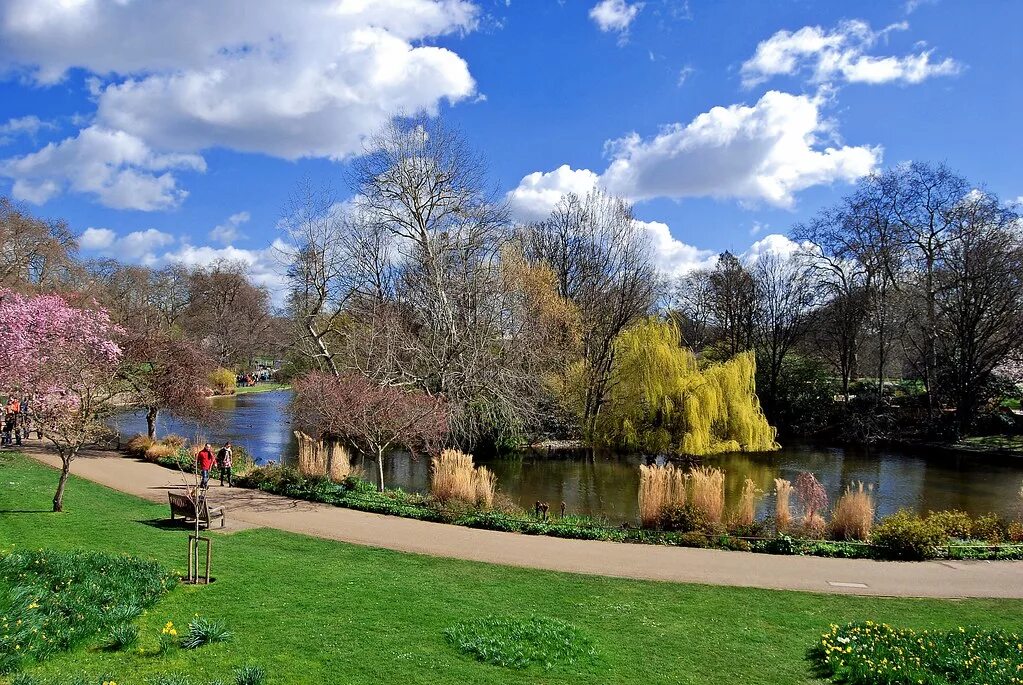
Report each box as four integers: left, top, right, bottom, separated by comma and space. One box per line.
168, 492, 225, 529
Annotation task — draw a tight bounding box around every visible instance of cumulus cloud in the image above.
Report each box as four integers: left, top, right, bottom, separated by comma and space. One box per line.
509, 91, 880, 213
633, 219, 716, 275
506, 165, 601, 221
0, 0, 479, 208
156, 240, 290, 303
741, 20, 961, 88
742, 233, 809, 262
0, 126, 205, 209
78, 226, 176, 260
589, 0, 643, 34
209, 211, 251, 245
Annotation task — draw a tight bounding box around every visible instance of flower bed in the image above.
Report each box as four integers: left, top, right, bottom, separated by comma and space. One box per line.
814, 621, 1023, 685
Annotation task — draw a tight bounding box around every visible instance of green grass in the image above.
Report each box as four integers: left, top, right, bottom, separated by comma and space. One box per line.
232, 384, 290, 395
2, 453, 1023, 684
957, 435, 1023, 452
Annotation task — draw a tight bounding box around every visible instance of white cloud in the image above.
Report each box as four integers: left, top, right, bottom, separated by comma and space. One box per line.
0, 115, 54, 144
0, 0, 479, 207
634, 219, 716, 275
78, 227, 176, 261
0, 126, 205, 210
209, 211, 251, 245
741, 20, 961, 88
677, 65, 695, 86
155, 240, 290, 304
506, 165, 601, 222
589, 0, 643, 34
749, 221, 768, 236
742, 233, 810, 263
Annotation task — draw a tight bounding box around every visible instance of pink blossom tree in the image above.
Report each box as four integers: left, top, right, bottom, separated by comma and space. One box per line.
293, 371, 449, 491
0, 290, 124, 511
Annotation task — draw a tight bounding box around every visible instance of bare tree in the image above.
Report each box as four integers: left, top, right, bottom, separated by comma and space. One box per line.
708, 251, 756, 358
0, 197, 79, 291
934, 192, 1022, 435
523, 188, 656, 433
752, 250, 818, 417
666, 269, 714, 351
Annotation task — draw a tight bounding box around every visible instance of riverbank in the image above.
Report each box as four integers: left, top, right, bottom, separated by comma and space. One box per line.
208, 383, 290, 398
5, 453, 1023, 683
12, 446, 1023, 597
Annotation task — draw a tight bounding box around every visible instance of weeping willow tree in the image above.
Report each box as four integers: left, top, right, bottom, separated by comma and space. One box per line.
592, 318, 778, 455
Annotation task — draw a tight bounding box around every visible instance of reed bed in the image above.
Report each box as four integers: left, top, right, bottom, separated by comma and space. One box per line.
690, 466, 725, 524
774, 478, 792, 531
732, 478, 762, 529
829, 482, 875, 541
638, 463, 688, 528
295, 431, 352, 482
431, 449, 497, 509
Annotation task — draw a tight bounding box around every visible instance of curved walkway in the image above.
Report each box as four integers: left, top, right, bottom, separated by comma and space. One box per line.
19, 446, 1023, 599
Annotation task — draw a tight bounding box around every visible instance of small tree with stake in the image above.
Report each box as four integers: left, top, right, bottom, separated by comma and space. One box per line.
0, 289, 123, 512
293, 371, 449, 491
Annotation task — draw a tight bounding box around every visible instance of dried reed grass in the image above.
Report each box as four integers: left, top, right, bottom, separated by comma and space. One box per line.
431, 449, 497, 509
774, 478, 792, 531
732, 478, 762, 529
638, 463, 687, 528
829, 482, 875, 541
690, 466, 725, 524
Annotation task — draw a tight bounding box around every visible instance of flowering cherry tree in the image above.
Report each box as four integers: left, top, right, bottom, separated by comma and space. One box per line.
0, 290, 124, 511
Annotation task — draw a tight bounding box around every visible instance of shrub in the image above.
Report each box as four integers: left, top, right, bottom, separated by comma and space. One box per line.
973, 513, 1005, 543
774, 478, 792, 531
794, 471, 828, 522
730, 478, 762, 530
105, 623, 139, 651
124, 433, 154, 457
814, 621, 1023, 685
234, 665, 267, 685
871, 510, 944, 560
145, 443, 177, 461
208, 368, 237, 396
444, 616, 595, 670
1008, 521, 1023, 543
829, 482, 874, 541
658, 502, 709, 533
800, 513, 827, 540
677, 531, 710, 548
690, 466, 725, 524
926, 509, 973, 539
180, 617, 231, 649
638, 463, 687, 528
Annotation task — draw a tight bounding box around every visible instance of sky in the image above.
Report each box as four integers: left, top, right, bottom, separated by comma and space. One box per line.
0, 0, 1020, 297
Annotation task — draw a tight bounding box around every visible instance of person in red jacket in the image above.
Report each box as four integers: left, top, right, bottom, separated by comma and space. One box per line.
196, 443, 215, 489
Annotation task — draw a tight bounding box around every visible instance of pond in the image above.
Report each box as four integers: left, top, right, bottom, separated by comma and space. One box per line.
112, 390, 1023, 523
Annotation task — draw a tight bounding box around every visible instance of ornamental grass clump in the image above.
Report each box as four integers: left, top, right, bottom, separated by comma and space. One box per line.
829, 482, 874, 541
689, 466, 725, 524
444, 616, 595, 670
638, 463, 687, 528
731, 478, 762, 530
774, 478, 793, 531
0, 549, 175, 674
814, 621, 1023, 685
431, 449, 497, 509
180, 617, 231, 650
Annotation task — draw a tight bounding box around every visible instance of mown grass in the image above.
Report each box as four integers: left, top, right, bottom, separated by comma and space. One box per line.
232, 384, 290, 395
2, 453, 1023, 684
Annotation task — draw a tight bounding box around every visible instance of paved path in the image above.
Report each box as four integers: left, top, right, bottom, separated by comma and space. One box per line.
17, 446, 1023, 599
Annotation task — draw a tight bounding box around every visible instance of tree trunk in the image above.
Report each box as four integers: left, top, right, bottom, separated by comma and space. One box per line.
146, 406, 159, 440
53, 450, 75, 512
377, 448, 386, 492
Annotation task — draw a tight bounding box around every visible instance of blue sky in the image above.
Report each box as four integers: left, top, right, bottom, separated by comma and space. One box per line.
0, 0, 1020, 293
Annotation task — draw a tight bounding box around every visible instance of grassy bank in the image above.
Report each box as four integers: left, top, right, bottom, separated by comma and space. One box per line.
232, 383, 290, 395
2, 453, 1023, 684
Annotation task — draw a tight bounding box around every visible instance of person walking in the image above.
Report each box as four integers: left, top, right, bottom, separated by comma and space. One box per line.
196, 443, 215, 489
217, 441, 233, 487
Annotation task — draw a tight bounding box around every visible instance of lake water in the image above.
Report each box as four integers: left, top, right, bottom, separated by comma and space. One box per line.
112, 390, 1023, 523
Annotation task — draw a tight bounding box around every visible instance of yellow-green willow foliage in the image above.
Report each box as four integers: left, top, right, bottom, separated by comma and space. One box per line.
595, 318, 779, 455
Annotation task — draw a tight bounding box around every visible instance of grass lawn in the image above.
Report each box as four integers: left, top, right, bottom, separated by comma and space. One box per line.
232, 383, 290, 395
2, 453, 1022, 685
958, 434, 1023, 452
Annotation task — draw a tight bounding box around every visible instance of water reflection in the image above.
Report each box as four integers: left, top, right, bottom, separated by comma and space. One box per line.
112, 391, 1023, 523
